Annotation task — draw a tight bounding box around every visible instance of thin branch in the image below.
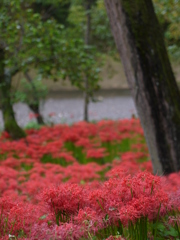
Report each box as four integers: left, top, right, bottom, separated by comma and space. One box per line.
24, 70, 39, 104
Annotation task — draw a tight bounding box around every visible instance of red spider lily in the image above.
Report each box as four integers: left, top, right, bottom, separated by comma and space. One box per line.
41, 184, 86, 223
29, 113, 39, 119
118, 205, 140, 226
168, 215, 180, 227
63, 162, 103, 183
48, 112, 56, 117
75, 138, 93, 148
30, 222, 86, 240
52, 223, 86, 240
0, 119, 180, 239
106, 236, 126, 240
6, 203, 43, 235
52, 151, 76, 163
74, 207, 105, 232
0, 199, 48, 237
86, 148, 108, 159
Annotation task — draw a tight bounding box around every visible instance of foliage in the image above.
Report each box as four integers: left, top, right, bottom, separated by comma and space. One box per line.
12, 77, 48, 105
68, 0, 180, 59
32, 0, 71, 25
0, 0, 102, 111
24, 121, 42, 130
1, 0, 178, 81
91, 0, 116, 53
0, 0, 64, 77
153, 0, 180, 60
67, 0, 116, 54
62, 40, 102, 98
0, 0, 99, 82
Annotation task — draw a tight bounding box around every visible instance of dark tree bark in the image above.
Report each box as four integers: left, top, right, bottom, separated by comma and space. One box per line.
0, 48, 26, 139
104, 0, 180, 175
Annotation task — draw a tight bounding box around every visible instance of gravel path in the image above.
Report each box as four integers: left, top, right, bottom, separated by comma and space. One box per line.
0, 95, 137, 129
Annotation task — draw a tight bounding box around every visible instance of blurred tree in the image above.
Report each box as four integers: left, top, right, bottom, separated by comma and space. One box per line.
12, 75, 48, 125
90, 0, 116, 54
0, 47, 26, 139
68, 0, 116, 55
66, 0, 102, 121
0, 0, 102, 136
68, 0, 180, 59
58, 38, 101, 111
11, 0, 71, 125
153, 0, 180, 60
83, 0, 93, 122
105, 0, 180, 175
0, 0, 64, 137
32, 0, 101, 122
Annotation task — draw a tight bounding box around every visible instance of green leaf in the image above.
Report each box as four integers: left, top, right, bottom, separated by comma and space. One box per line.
39, 214, 47, 220
166, 227, 178, 237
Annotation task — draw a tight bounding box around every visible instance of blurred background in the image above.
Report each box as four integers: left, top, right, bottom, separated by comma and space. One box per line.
0, 0, 179, 129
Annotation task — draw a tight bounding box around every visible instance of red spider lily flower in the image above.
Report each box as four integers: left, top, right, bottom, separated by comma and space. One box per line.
86, 188, 107, 214
106, 236, 126, 240
118, 205, 140, 226
168, 215, 180, 227
105, 172, 169, 224
28, 221, 86, 240
75, 138, 93, 148
0, 118, 179, 239
52, 152, 76, 163
53, 223, 86, 240
63, 162, 103, 183
0, 199, 43, 236
29, 113, 39, 119
48, 112, 56, 117
41, 184, 86, 222
30, 222, 53, 240
0, 131, 10, 139
74, 207, 105, 233
86, 148, 108, 159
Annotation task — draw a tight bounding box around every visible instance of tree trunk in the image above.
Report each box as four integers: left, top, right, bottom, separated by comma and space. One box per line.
84, 75, 89, 122
83, 0, 92, 122
0, 48, 26, 139
104, 0, 180, 175
24, 71, 44, 125
29, 103, 44, 125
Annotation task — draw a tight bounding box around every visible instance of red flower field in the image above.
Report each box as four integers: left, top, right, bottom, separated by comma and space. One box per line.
0, 119, 180, 239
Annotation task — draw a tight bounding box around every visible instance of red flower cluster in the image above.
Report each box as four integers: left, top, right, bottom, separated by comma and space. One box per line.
0, 119, 179, 239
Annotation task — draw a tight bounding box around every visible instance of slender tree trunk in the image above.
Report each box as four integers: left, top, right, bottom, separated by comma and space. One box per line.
84, 0, 92, 122
104, 0, 180, 175
84, 0, 91, 45
0, 48, 26, 139
29, 103, 44, 124
24, 71, 44, 125
84, 75, 89, 122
